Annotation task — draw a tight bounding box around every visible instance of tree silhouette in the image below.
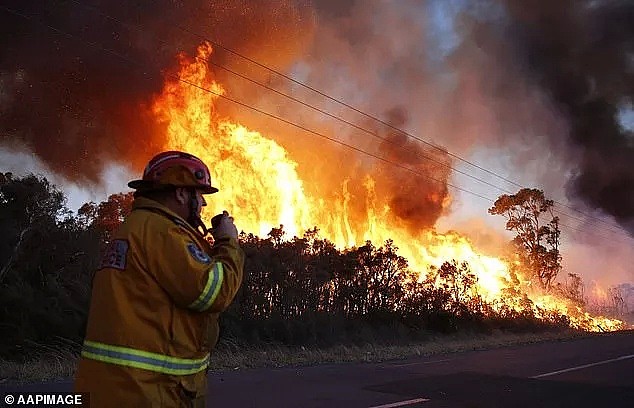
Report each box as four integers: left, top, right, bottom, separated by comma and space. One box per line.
0, 173, 98, 358
489, 188, 562, 291
78, 192, 133, 244
432, 260, 477, 311
0, 173, 68, 283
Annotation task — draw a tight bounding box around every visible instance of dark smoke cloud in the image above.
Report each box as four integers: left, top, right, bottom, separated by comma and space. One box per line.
491, 0, 634, 232
0, 0, 314, 183
375, 107, 452, 233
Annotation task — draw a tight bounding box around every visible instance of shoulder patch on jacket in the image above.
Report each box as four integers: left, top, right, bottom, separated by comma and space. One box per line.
186, 242, 211, 264
99, 239, 129, 270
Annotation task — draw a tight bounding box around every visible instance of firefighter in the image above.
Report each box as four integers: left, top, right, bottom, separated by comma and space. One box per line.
74, 151, 245, 407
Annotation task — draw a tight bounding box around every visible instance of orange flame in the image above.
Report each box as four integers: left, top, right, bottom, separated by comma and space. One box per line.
151, 43, 624, 332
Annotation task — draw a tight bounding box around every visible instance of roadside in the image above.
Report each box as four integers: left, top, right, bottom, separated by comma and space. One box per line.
0, 328, 594, 385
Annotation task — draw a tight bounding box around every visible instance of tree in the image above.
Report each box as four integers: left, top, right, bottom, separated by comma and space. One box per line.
554, 272, 585, 306
359, 239, 408, 315
431, 260, 478, 311
488, 188, 561, 291
0, 172, 69, 283
607, 286, 626, 317
0, 173, 99, 358
78, 192, 133, 244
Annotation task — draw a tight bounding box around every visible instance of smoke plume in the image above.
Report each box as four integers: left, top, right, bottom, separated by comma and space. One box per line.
0, 0, 314, 182
374, 107, 452, 232
464, 0, 634, 232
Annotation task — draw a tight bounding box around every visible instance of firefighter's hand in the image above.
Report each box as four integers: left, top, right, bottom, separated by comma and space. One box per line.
210, 211, 238, 240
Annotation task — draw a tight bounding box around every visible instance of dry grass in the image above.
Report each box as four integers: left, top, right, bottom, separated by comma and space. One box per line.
0, 341, 80, 385
209, 329, 593, 369
0, 329, 594, 385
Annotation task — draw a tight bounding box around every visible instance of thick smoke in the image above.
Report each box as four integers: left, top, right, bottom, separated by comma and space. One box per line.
374, 107, 452, 232
485, 0, 634, 232
0, 0, 314, 183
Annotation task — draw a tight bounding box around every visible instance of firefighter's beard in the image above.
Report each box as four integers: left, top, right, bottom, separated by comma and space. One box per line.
187, 189, 209, 237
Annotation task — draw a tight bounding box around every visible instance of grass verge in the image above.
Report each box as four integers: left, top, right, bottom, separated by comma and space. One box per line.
0, 329, 595, 385
209, 328, 593, 369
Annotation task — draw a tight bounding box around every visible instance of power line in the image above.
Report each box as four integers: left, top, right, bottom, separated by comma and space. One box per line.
143, 2, 631, 236
552, 207, 626, 238
209, 57, 631, 239
63, 1, 516, 196
61, 0, 634, 240
1, 4, 632, 246
0, 5, 485, 199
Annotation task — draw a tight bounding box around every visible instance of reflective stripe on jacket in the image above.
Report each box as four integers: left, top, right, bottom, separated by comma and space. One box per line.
188, 262, 224, 312
81, 340, 210, 375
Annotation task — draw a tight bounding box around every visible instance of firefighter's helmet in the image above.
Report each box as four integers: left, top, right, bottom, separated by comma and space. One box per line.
128, 151, 218, 194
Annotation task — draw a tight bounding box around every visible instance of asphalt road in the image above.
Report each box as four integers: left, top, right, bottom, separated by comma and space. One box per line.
2, 330, 633, 407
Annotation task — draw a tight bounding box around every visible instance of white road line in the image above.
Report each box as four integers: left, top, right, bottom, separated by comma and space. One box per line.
389, 358, 453, 368
368, 397, 430, 408
531, 354, 634, 379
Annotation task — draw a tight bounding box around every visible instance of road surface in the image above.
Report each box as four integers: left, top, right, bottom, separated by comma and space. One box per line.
2, 330, 633, 407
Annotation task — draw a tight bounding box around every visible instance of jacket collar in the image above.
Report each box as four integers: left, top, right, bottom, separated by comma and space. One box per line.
132, 197, 197, 233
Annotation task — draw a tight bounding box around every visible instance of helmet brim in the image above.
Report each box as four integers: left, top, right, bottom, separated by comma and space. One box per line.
199, 185, 219, 194
127, 179, 152, 190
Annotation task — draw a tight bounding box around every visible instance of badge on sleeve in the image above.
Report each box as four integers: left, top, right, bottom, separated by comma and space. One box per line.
187, 242, 211, 264
99, 239, 129, 270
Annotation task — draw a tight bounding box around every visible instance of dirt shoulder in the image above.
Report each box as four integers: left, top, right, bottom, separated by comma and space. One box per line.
0, 329, 595, 385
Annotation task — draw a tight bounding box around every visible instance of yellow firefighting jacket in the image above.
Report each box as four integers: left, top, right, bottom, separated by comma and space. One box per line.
73, 197, 244, 407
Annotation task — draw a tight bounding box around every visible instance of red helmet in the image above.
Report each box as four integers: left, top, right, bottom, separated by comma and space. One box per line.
128, 151, 218, 194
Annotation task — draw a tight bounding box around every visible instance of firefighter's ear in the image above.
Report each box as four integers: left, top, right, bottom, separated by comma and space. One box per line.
174, 187, 188, 205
